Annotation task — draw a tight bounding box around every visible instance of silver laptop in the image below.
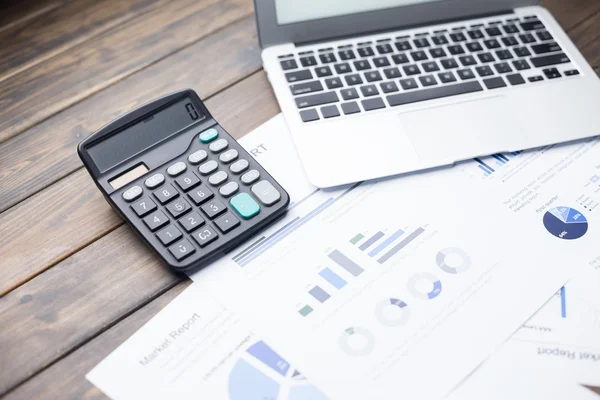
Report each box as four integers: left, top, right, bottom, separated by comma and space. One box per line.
255, 0, 600, 188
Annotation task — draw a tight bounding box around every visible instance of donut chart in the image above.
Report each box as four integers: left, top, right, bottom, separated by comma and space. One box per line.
339, 327, 376, 356
543, 206, 588, 240
375, 298, 410, 327
407, 272, 442, 300
436, 247, 471, 274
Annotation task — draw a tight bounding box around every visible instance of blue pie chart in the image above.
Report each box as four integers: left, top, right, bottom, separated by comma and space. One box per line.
543, 206, 588, 240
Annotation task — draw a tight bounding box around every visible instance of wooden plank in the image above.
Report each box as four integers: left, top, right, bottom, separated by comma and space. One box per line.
571, 10, 600, 68
0, 0, 253, 143
0, 14, 260, 212
0, 0, 178, 83
0, 0, 65, 34
3, 281, 191, 400
0, 72, 277, 395
542, 0, 600, 31
0, 17, 262, 295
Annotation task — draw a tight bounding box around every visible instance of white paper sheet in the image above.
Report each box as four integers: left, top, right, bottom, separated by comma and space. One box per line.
190, 115, 597, 399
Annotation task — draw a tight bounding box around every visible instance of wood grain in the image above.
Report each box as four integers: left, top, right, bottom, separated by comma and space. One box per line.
571, 10, 600, 68
0, 15, 260, 214
0, 0, 65, 34
3, 281, 191, 400
0, 0, 253, 143
542, 0, 600, 31
0, 71, 276, 395
0, 0, 175, 82
0, 17, 262, 295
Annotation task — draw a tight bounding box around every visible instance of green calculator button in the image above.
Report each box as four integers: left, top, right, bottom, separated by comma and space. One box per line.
230, 193, 260, 219
199, 128, 218, 143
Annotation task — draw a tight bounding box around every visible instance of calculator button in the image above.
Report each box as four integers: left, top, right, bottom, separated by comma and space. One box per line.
156, 225, 182, 246
175, 172, 200, 192
122, 186, 143, 202
143, 210, 170, 231
199, 128, 218, 143
201, 199, 227, 219
219, 182, 239, 197
178, 211, 205, 232
153, 183, 179, 204
187, 183, 214, 205
219, 149, 239, 164
209, 139, 228, 153
214, 212, 240, 234
241, 169, 260, 185
166, 198, 191, 218
168, 239, 196, 260
198, 160, 218, 175
208, 171, 228, 186
192, 226, 219, 248
230, 192, 260, 219
251, 180, 281, 206
188, 149, 208, 165
144, 173, 165, 189
130, 197, 157, 217
167, 162, 187, 177
230, 159, 249, 174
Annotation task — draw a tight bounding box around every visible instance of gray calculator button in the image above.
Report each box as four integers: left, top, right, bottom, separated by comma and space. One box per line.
219, 181, 239, 197
219, 149, 239, 164
178, 211, 205, 232
167, 161, 187, 177
200, 199, 227, 219
166, 198, 191, 218
187, 184, 214, 205
188, 149, 208, 165
143, 210, 170, 231
168, 239, 196, 261
156, 225, 182, 246
209, 138, 228, 153
251, 180, 281, 206
192, 226, 219, 248
175, 172, 200, 192
199, 160, 218, 175
214, 212, 240, 233
130, 197, 157, 217
230, 159, 249, 174
208, 171, 228, 186
153, 183, 179, 205
144, 173, 165, 189
122, 186, 143, 202
241, 169, 260, 185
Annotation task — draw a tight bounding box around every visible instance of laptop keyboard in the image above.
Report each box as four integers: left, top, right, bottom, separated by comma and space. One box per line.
276, 14, 580, 123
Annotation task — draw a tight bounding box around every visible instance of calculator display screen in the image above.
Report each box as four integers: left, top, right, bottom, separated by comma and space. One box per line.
88, 97, 203, 173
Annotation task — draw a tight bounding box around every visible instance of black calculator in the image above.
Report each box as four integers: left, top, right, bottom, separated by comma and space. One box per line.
78, 89, 289, 273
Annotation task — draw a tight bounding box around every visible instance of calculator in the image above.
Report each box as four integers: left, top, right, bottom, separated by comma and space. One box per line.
78, 89, 289, 273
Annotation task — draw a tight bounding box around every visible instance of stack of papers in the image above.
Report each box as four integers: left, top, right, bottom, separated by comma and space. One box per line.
88, 115, 600, 399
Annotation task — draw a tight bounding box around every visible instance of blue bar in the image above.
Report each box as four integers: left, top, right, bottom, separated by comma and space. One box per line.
497, 154, 510, 163
474, 157, 495, 173
309, 286, 331, 303
319, 268, 347, 289
378, 227, 425, 264
491, 154, 507, 164
247, 341, 290, 376
560, 286, 566, 318
368, 229, 405, 257
478, 165, 491, 175
359, 231, 384, 251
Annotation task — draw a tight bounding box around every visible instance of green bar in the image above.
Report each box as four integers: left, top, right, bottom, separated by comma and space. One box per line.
298, 305, 313, 317
349, 233, 365, 245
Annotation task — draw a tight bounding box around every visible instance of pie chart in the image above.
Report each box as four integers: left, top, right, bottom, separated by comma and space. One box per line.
543, 206, 588, 240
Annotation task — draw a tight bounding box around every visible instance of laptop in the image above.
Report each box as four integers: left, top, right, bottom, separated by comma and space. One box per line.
255, 0, 600, 188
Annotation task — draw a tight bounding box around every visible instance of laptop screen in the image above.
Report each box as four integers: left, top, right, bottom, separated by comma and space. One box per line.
275, 0, 441, 25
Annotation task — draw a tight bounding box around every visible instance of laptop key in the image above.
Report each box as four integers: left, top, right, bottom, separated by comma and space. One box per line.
466, 42, 483, 52
430, 48, 446, 58
395, 41, 412, 51
543, 67, 561, 79
376, 43, 394, 54
315, 66, 333, 77
299, 109, 319, 122
537, 31, 553, 41
506, 73, 526, 85
432, 36, 448, 45
392, 54, 410, 64
448, 44, 465, 55
483, 77, 507, 89
467, 30, 484, 40
459, 55, 477, 66
295, 92, 339, 108
380, 81, 399, 93
501, 36, 519, 47
477, 52, 495, 63
485, 27, 502, 37
519, 33, 536, 44
419, 75, 437, 87
565, 69, 580, 76
475, 65, 494, 77
319, 53, 337, 63
365, 70, 383, 82
440, 58, 459, 69
438, 71, 457, 83
341, 101, 361, 115
354, 60, 371, 71
457, 68, 475, 80
400, 78, 418, 90
290, 81, 324, 95
387, 81, 483, 106
373, 57, 391, 67
285, 69, 312, 82
531, 42, 561, 54
413, 38, 431, 48
422, 61, 440, 72
383, 67, 402, 79
411, 50, 428, 61
334, 63, 351, 74
300, 56, 317, 67
321, 105, 340, 118
530, 53, 570, 68
503, 24, 519, 34
338, 49, 356, 60
341, 88, 359, 100
357, 47, 375, 57
494, 62, 512, 74
484, 39, 501, 49
520, 20, 545, 31
495, 50, 513, 60
449, 32, 467, 42
280, 59, 298, 70
361, 97, 386, 111
513, 47, 531, 57
512, 59, 530, 71
345, 74, 363, 85
361, 85, 379, 97
325, 77, 343, 89
403, 64, 421, 75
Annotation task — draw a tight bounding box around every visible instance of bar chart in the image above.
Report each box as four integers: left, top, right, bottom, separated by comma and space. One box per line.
474, 151, 522, 177
349, 227, 426, 264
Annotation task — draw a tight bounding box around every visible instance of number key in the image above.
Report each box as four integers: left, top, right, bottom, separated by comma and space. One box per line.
130, 196, 157, 217
192, 226, 219, 248
143, 210, 170, 231
179, 211, 205, 232
156, 225, 183, 246
214, 212, 240, 233
153, 183, 179, 204
187, 183, 214, 205
166, 198, 191, 218
175, 172, 200, 192
201, 198, 227, 219
168, 239, 196, 261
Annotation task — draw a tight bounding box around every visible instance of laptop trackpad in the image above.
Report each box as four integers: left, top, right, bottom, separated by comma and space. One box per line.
398, 96, 523, 164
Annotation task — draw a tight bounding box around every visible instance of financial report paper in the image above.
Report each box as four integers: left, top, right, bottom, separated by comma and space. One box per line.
189, 115, 597, 399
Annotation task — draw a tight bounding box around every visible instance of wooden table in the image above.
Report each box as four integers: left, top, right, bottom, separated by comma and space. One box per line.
0, 0, 599, 397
